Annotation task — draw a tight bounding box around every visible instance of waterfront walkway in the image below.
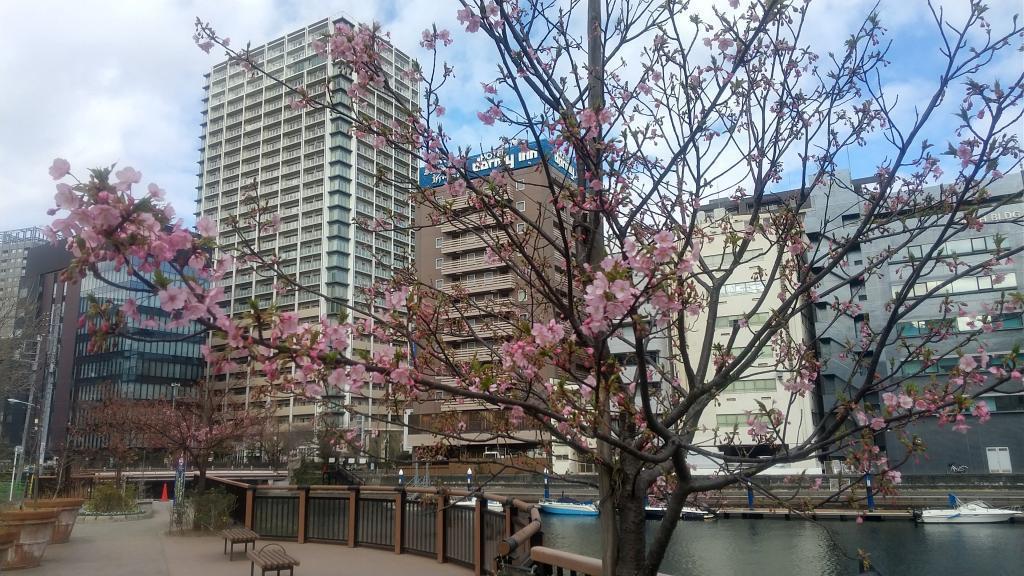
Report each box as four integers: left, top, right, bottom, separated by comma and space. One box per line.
36, 502, 468, 576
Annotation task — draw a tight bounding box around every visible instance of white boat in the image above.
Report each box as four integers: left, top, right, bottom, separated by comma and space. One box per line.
915, 496, 1023, 524
645, 504, 716, 521
539, 498, 600, 516
453, 497, 504, 512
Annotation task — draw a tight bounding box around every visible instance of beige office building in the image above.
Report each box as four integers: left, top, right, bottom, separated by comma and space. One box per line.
409, 143, 575, 462
684, 204, 821, 475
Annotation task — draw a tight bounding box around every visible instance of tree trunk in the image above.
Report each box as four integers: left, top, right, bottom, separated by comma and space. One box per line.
613, 486, 648, 576
598, 451, 649, 576
196, 465, 207, 494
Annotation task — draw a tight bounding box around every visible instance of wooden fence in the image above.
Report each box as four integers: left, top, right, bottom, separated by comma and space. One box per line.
210, 477, 542, 575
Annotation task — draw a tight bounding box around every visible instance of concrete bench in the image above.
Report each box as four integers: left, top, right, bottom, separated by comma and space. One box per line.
247, 543, 300, 576
221, 527, 258, 560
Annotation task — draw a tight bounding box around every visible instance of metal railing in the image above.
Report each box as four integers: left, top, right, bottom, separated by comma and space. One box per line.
225, 481, 543, 576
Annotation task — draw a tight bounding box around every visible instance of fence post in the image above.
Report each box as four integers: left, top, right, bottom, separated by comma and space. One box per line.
473, 497, 484, 576
435, 490, 446, 564
244, 487, 255, 530
394, 488, 405, 554
297, 487, 309, 544
504, 501, 513, 539
348, 487, 359, 548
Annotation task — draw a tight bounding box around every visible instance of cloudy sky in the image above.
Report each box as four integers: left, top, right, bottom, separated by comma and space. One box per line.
0, 0, 1019, 232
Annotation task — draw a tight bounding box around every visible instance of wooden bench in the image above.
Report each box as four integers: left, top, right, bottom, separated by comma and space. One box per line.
247, 543, 300, 576
221, 527, 258, 561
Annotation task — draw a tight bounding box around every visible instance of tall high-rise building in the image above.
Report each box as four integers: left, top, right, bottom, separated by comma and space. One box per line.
195, 17, 420, 458
411, 142, 575, 462
0, 227, 48, 336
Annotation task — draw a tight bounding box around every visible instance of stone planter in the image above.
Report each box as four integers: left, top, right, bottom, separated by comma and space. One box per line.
0, 530, 17, 572
0, 509, 58, 569
22, 499, 85, 544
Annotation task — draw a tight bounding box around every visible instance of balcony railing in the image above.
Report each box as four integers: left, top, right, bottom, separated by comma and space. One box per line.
441, 235, 490, 254
449, 345, 495, 362
441, 256, 497, 276
442, 298, 518, 319
443, 274, 515, 295
440, 211, 506, 234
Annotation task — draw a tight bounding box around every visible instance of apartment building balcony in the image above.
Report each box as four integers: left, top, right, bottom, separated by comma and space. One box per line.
443, 320, 516, 341
439, 212, 505, 234
448, 345, 496, 362
442, 297, 518, 318
443, 273, 515, 295
440, 234, 490, 254
440, 255, 499, 276
441, 397, 492, 412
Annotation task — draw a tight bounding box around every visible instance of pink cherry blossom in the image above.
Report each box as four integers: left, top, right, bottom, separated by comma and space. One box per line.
54, 184, 79, 210
959, 354, 977, 373
114, 167, 142, 190
898, 394, 914, 410
532, 319, 565, 347
971, 400, 991, 423
456, 7, 481, 33
49, 158, 70, 180
196, 217, 218, 238
121, 298, 140, 321
158, 286, 190, 312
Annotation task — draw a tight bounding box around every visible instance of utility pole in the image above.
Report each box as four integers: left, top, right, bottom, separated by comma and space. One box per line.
582, 1, 615, 573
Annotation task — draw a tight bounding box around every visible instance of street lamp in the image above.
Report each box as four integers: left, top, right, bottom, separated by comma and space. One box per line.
7, 398, 38, 501
170, 382, 181, 410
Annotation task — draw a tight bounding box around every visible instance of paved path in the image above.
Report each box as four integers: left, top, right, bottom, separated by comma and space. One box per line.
37, 502, 469, 576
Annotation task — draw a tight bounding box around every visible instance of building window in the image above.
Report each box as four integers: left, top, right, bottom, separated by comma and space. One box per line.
515, 182, 526, 191
722, 281, 766, 296
434, 279, 444, 289
724, 379, 777, 393
716, 413, 764, 428
897, 273, 1017, 298
714, 313, 769, 330
435, 237, 442, 248
516, 223, 526, 233
515, 200, 526, 211
518, 289, 528, 302
435, 257, 443, 269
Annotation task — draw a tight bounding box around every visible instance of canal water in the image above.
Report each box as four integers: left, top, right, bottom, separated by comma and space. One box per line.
542, 515, 1024, 575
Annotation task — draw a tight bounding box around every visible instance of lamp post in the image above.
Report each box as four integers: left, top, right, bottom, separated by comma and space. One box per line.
7, 398, 39, 500
170, 382, 181, 410
8, 446, 22, 501
398, 468, 404, 487
466, 467, 473, 492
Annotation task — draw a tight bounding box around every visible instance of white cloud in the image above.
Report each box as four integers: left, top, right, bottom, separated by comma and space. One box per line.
0, 0, 498, 232
1, 0, 1018, 233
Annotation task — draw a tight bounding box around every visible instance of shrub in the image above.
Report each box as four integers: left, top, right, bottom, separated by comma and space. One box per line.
86, 483, 138, 513
290, 458, 323, 485
188, 488, 236, 531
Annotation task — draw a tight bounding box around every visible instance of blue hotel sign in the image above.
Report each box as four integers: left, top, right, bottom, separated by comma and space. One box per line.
418, 140, 577, 188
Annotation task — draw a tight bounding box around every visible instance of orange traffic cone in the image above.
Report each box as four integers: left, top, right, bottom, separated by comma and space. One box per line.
160, 482, 169, 502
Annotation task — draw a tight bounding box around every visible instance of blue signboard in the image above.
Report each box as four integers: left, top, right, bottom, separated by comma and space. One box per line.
418, 140, 577, 188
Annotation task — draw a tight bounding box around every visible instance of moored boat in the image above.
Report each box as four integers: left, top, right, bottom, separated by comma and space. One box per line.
915, 495, 1023, 524
453, 497, 504, 512
645, 504, 716, 521
539, 498, 599, 516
